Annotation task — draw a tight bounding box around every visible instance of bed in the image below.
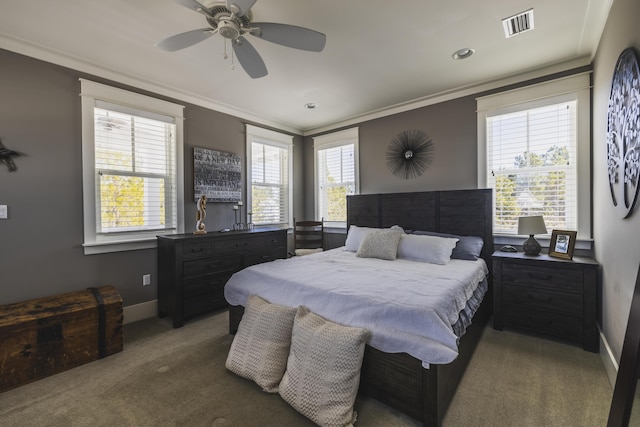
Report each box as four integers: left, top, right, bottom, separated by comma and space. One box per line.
226, 188, 493, 426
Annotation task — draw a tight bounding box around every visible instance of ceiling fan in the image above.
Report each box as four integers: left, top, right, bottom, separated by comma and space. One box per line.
155, 0, 326, 79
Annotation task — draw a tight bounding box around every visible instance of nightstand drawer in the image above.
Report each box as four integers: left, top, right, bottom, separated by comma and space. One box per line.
503, 285, 582, 316
503, 306, 582, 343
502, 264, 583, 292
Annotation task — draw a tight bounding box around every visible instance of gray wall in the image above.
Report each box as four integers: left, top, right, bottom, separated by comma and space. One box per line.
304, 95, 478, 251
592, 0, 640, 367
0, 49, 303, 306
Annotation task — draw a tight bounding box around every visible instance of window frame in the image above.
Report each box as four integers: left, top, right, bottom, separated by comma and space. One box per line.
313, 127, 360, 228
80, 79, 185, 255
477, 73, 591, 240
245, 124, 293, 227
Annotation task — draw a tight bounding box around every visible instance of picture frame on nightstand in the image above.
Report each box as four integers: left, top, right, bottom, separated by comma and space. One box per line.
548, 229, 577, 260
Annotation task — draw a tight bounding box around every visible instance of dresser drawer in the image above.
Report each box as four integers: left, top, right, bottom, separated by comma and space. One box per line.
215, 237, 266, 253
502, 263, 583, 292
183, 291, 226, 318
183, 255, 242, 279
264, 232, 286, 249
503, 285, 582, 316
245, 250, 280, 267
182, 241, 212, 260
503, 306, 583, 343
183, 272, 233, 298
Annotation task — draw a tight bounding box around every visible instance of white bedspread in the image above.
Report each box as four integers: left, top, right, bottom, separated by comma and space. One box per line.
224, 248, 489, 367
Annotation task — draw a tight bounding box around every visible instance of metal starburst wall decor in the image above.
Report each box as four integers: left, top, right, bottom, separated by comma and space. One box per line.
385, 129, 434, 180
607, 47, 640, 218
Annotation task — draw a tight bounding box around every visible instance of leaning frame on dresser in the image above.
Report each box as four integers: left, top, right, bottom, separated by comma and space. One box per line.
227, 188, 493, 426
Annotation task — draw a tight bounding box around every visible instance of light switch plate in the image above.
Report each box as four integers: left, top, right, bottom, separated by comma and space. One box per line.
0, 205, 7, 219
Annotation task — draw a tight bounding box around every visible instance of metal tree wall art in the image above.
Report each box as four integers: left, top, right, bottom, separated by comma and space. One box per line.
0, 138, 20, 172
385, 129, 434, 179
607, 47, 640, 218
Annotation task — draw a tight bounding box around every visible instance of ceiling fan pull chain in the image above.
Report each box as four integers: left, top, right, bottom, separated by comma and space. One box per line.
223, 38, 228, 60
231, 45, 235, 70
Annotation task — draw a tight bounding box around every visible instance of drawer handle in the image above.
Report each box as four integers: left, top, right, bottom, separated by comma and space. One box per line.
527, 272, 552, 281
528, 294, 553, 303
261, 255, 271, 260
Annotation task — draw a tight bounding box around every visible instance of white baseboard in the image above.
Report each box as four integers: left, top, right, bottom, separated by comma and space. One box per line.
599, 327, 618, 388
123, 299, 157, 325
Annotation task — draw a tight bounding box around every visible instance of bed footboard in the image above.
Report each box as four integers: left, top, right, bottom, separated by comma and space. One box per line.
226, 292, 491, 426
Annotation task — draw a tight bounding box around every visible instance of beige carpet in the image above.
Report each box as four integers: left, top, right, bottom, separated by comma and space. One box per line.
0, 310, 613, 426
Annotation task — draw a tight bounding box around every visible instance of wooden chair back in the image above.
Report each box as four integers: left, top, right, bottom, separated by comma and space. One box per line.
294, 218, 324, 251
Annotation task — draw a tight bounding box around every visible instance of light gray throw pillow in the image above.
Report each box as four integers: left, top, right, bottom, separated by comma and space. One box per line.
356, 228, 403, 260
225, 295, 297, 393
279, 306, 370, 427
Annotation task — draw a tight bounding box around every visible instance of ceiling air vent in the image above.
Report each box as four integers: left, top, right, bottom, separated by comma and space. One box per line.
502, 8, 534, 38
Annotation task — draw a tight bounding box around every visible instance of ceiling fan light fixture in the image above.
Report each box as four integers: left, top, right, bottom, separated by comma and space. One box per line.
218, 19, 241, 39
452, 48, 475, 60
304, 102, 318, 109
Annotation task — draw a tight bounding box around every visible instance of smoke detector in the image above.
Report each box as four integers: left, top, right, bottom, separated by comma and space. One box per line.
502, 9, 534, 38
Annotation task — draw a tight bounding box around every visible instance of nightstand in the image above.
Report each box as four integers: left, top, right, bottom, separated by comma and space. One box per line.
492, 251, 599, 352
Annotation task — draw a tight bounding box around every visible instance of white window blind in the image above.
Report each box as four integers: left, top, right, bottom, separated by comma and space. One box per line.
94, 101, 177, 234
251, 142, 289, 225
314, 128, 359, 226
246, 125, 292, 227
487, 101, 577, 234
317, 144, 355, 221
81, 79, 184, 254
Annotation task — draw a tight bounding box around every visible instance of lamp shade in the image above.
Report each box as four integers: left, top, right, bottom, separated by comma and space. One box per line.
518, 216, 547, 236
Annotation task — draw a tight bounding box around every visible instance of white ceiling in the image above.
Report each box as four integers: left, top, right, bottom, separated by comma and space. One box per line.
0, 0, 611, 135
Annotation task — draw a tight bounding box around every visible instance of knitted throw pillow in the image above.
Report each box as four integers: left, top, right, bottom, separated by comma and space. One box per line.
225, 295, 297, 393
279, 306, 370, 427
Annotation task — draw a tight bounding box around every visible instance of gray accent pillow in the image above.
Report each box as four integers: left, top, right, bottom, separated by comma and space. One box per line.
225, 295, 297, 393
356, 228, 403, 260
412, 230, 484, 260
279, 306, 370, 427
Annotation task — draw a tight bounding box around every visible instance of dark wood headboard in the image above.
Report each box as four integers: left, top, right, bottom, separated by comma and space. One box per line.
347, 188, 493, 274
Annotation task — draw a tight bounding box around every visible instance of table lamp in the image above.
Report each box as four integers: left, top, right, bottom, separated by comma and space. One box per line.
518, 215, 547, 256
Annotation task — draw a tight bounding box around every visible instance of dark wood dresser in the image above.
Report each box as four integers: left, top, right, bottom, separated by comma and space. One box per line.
492, 251, 599, 352
157, 227, 287, 328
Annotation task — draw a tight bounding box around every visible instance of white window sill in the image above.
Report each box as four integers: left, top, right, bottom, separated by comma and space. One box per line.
83, 238, 158, 255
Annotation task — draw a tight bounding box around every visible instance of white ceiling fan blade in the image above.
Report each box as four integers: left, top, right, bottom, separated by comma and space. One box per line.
155, 28, 214, 52
176, 0, 214, 17
226, 0, 257, 16
232, 37, 268, 78
251, 22, 326, 52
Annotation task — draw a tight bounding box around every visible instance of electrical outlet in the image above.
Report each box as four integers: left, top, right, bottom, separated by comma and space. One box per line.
142, 274, 151, 286
0, 205, 7, 219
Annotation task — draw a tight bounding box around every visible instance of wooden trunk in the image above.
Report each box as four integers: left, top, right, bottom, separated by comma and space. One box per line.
0, 285, 123, 392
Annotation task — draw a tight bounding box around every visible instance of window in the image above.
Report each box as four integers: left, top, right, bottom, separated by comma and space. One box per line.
80, 79, 184, 254
246, 125, 293, 226
313, 128, 359, 227
477, 74, 591, 238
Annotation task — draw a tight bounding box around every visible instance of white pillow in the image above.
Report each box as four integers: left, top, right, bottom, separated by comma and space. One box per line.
356, 228, 403, 260
396, 234, 459, 265
279, 306, 370, 427
344, 225, 377, 252
225, 295, 297, 393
